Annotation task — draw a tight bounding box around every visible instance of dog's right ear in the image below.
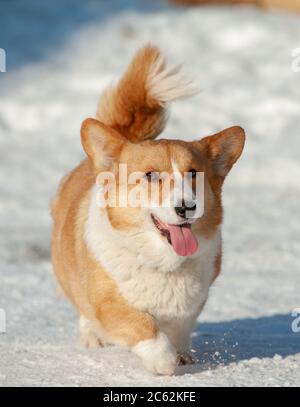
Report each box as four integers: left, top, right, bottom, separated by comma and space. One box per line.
81, 118, 125, 169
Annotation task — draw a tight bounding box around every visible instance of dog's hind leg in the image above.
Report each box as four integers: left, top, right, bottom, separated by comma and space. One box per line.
79, 315, 103, 348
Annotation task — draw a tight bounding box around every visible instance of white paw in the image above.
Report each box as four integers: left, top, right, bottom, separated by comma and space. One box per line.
79, 316, 102, 349
79, 331, 102, 348
133, 332, 178, 375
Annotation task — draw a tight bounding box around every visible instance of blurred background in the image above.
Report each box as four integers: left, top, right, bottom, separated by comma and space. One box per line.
0, 0, 300, 386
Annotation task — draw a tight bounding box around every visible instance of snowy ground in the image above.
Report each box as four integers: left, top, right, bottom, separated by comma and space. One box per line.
0, 0, 300, 387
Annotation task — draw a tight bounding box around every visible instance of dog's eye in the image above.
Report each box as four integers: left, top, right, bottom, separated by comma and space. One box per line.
145, 171, 160, 182
189, 169, 197, 178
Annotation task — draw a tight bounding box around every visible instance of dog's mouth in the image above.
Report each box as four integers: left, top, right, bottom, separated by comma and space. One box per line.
151, 214, 198, 257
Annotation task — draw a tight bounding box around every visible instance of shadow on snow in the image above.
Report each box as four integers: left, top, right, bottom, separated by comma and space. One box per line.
178, 313, 300, 374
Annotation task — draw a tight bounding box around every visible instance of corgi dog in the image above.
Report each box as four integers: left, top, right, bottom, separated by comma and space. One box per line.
51, 44, 245, 375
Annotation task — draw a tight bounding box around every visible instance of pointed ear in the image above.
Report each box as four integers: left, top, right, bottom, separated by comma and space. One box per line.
201, 126, 245, 179
80, 118, 125, 169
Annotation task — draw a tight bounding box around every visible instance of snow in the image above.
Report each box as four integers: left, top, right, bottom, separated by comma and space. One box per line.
0, 0, 300, 387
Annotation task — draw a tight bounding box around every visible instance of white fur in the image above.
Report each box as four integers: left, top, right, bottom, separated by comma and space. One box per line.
79, 315, 101, 348
147, 55, 198, 105
85, 186, 221, 352
172, 160, 194, 214
133, 332, 178, 375
79, 315, 111, 347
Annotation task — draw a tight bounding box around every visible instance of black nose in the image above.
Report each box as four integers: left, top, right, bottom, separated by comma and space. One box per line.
175, 200, 197, 219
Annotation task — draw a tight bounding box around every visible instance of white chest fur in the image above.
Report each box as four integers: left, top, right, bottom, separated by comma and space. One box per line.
85, 186, 221, 323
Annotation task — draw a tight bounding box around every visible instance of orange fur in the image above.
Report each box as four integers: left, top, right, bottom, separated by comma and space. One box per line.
170, 0, 300, 13
171, 0, 258, 5
96, 44, 197, 142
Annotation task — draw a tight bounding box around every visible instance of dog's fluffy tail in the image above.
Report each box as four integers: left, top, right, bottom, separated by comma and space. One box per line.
96, 44, 198, 142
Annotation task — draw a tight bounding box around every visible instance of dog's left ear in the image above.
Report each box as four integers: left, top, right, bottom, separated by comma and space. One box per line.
198, 126, 245, 179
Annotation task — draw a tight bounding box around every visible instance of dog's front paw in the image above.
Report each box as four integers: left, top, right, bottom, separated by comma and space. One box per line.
133, 332, 178, 375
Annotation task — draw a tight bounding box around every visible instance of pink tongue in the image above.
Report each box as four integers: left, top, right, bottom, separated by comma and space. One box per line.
168, 225, 199, 257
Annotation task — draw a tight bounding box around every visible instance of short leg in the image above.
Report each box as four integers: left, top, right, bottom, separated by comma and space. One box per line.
92, 293, 178, 375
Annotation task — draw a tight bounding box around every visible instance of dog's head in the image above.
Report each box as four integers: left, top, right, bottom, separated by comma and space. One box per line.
81, 118, 245, 269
